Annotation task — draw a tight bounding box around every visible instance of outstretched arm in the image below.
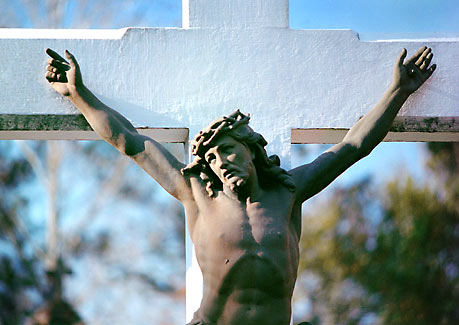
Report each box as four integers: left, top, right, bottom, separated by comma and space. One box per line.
291, 46, 436, 203
45, 48, 192, 202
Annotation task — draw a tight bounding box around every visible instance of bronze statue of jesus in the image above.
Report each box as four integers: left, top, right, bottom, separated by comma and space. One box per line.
45, 46, 435, 325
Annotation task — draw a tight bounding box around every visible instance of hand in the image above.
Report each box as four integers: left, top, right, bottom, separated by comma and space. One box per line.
392, 46, 436, 95
45, 48, 83, 97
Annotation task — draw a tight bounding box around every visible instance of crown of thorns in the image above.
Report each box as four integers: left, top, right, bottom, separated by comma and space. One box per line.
191, 110, 254, 157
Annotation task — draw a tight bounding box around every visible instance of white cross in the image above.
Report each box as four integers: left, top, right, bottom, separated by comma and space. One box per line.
1, 0, 458, 159
1, 0, 458, 322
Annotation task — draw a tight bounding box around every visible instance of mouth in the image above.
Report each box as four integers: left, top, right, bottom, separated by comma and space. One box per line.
221, 169, 246, 189
222, 169, 236, 179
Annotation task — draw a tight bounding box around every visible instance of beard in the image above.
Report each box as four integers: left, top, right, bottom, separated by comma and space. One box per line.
227, 175, 246, 193
217, 165, 252, 195
223, 173, 247, 193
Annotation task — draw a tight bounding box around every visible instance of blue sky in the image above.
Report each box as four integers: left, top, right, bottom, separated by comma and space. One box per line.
290, 0, 459, 38
4, 0, 458, 37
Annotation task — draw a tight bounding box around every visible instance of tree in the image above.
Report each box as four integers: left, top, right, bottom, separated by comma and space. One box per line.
1, 139, 186, 324
0, 141, 39, 324
295, 143, 458, 324
0, 1, 185, 323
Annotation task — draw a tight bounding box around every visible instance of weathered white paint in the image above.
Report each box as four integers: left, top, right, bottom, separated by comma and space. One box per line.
1, 0, 458, 322
1, 13, 458, 167
0, 28, 128, 39
1, 27, 458, 164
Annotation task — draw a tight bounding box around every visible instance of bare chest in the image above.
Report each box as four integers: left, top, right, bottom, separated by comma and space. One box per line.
194, 190, 296, 254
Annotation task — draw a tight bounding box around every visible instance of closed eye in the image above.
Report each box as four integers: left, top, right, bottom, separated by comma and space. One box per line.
205, 153, 216, 163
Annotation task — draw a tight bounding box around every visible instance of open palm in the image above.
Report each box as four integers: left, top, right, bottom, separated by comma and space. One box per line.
393, 46, 436, 95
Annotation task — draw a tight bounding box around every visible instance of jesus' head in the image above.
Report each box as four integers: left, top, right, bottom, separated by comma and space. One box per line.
182, 110, 296, 197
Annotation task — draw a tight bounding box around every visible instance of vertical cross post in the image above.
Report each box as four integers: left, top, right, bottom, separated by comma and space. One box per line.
183, 0, 289, 29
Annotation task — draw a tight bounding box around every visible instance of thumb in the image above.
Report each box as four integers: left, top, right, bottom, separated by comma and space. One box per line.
397, 48, 407, 67
65, 50, 79, 70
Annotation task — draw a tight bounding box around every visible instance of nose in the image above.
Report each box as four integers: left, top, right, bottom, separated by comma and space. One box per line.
215, 152, 229, 168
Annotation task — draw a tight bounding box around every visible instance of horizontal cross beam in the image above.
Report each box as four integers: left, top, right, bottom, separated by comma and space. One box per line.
1, 0, 459, 167
292, 116, 459, 144
0, 114, 188, 142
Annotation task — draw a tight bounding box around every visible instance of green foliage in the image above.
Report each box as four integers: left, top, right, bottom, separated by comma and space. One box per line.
298, 143, 458, 324
0, 142, 41, 324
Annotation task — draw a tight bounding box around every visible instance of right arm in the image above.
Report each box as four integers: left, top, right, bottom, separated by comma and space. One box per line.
45, 49, 192, 202
290, 47, 436, 203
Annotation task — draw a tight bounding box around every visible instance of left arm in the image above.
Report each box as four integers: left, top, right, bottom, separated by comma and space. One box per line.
291, 46, 436, 203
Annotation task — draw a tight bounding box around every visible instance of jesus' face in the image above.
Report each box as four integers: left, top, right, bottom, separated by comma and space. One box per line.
204, 134, 256, 193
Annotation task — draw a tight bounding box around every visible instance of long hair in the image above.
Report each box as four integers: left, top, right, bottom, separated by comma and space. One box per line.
181, 110, 296, 197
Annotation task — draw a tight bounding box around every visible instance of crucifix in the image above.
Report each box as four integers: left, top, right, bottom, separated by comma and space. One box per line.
1, 0, 458, 324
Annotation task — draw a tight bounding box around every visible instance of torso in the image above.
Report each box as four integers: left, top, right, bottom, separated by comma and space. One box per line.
185, 180, 301, 325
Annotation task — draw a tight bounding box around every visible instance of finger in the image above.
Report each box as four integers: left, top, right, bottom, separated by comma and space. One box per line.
47, 58, 70, 71
397, 48, 407, 66
415, 47, 431, 66
406, 46, 427, 64
46, 48, 68, 63
46, 65, 58, 73
45, 71, 56, 80
420, 52, 433, 71
56, 73, 67, 82
423, 64, 436, 81
65, 50, 79, 70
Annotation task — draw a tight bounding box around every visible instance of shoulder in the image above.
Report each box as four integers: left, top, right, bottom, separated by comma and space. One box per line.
289, 142, 361, 203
